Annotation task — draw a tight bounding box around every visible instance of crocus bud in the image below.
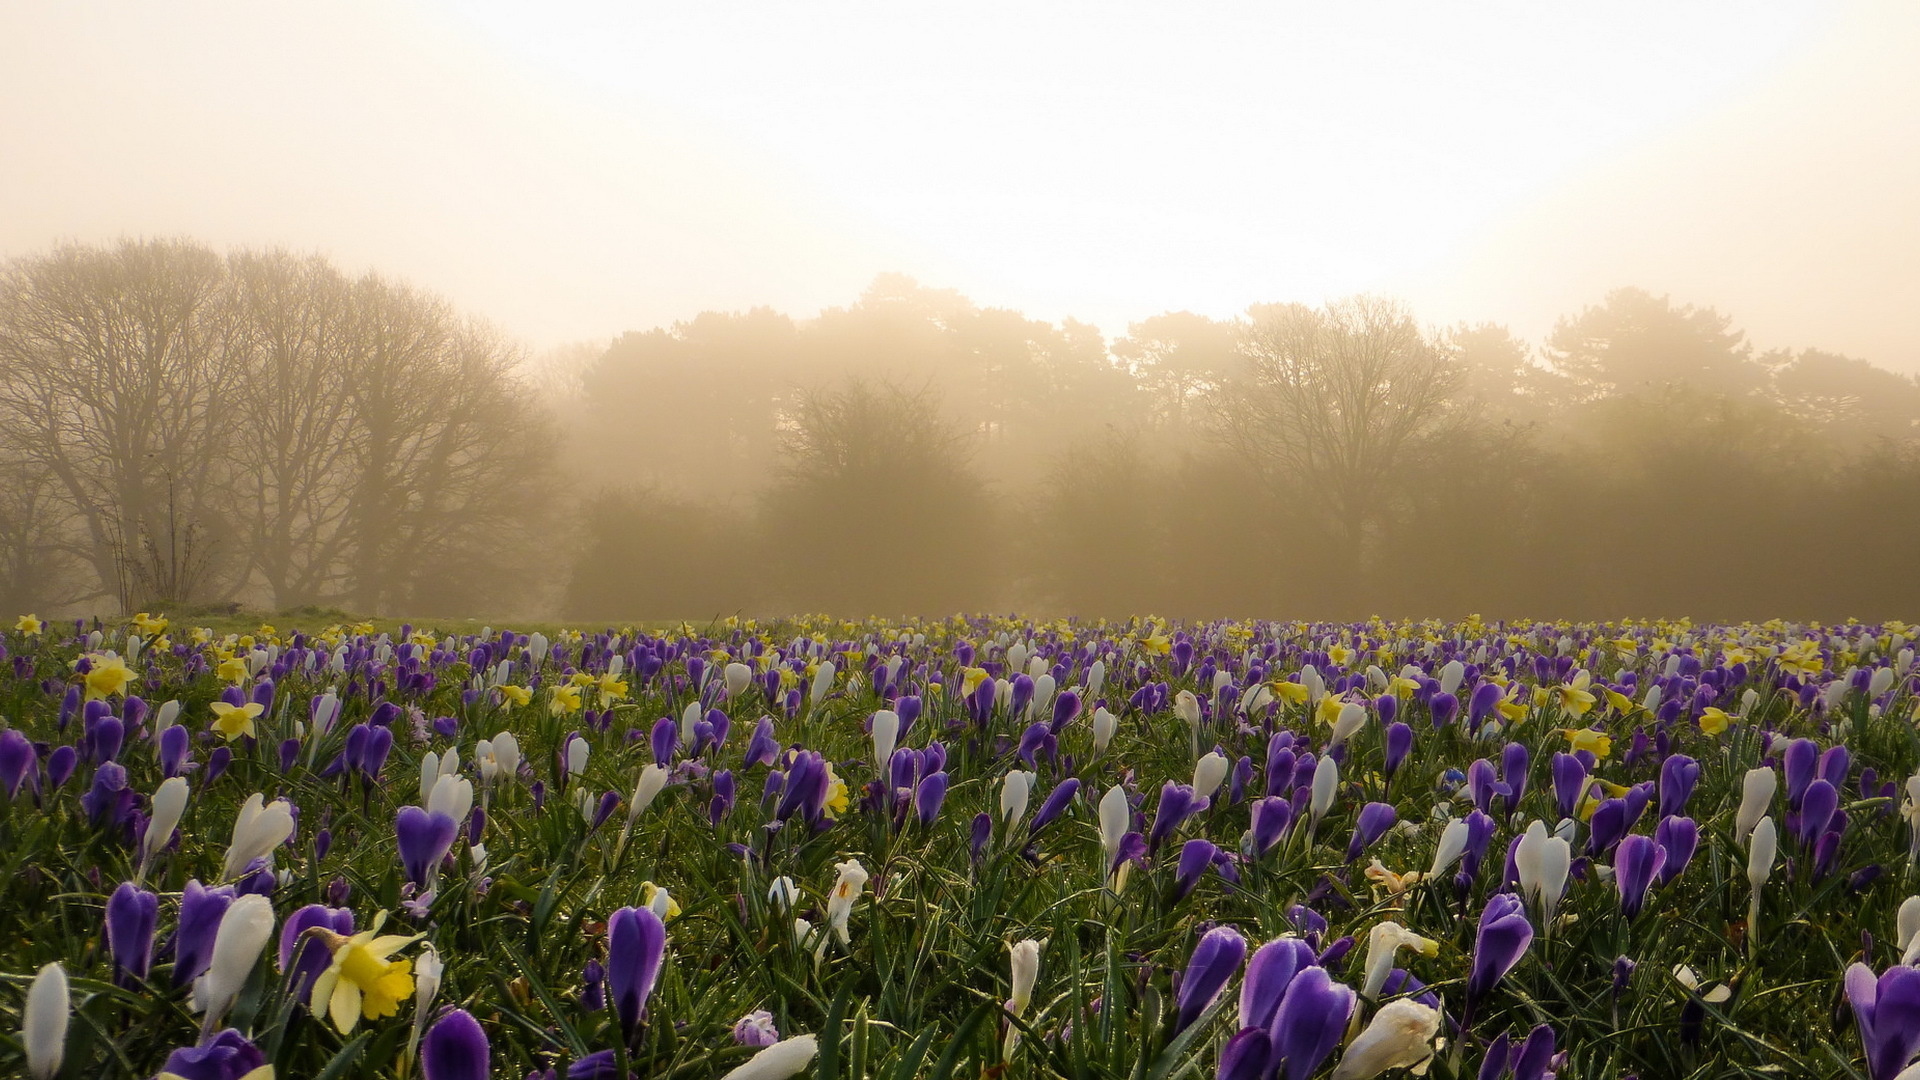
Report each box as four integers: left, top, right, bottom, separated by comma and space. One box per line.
628, 764, 669, 823
1000, 770, 1035, 831
23, 962, 68, 1080
1173, 925, 1245, 1034
1735, 767, 1777, 842
192, 893, 275, 1031
1007, 939, 1041, 1017
421, 1008, 489, 1080
222, 794, 295, 880
607, 905, 666, 1037
1515, 820, 1572, 925
1091, 707, 1118, 756
139, 776, 190, 880
1310, 755, 1339, 828
1329, 998, 1440, 1080
718, 1033, 819, 1080
106, 882, 159, 983
871, 710, 900, 774
1193, 751, 1229, 801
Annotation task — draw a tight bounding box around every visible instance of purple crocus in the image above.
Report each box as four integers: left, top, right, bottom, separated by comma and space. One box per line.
157, 1030, 267, 1080
105, 881, 159, 984
1468, 893, 1535, 1009
1798, 779, 1839, 848
158, 724, 190, 778
1845, 962, 1920, 1080
1029, 778, 1080, 837
1501, 742, 1530, 815
1509, 1024, 1558, 1080
1, 728, 38, 797
173, 879, 236, 987
1239, 937, 1317, 1032
396, 805, 459, 890
743, 717, 779, 770
1658, 754, 1700, 819
422, 1008, 491, 1080
1654, 816, 1699, 886
1345, 802, 1396, 863
279, 904, 354, 1000
650, 717, 677, 766
1218, 1028, 1273, 1080
1251, 797, 1294, 858
1269, 964, 1355, 1080
915, 771, 950, 826
1613, 834, 1666, 920
1467, 759, 1507, 815
607, 905, 667, 1038
1175, 925, 1246, 1034
1784, 738, 1818, 807
1175, 839, 1219, 900
1550, 752, 1587, 822
1383, 723, 1413, 778
1148, 782, 1205, 853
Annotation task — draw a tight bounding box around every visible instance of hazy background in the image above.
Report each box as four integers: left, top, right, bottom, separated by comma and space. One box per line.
1, 2, 1915, 622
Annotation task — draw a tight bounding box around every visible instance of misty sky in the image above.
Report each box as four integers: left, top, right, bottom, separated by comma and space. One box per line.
3, 2, 1915, 370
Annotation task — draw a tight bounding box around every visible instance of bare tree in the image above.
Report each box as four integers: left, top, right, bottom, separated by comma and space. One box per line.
0, 239, 244, 609
1214, 296, 1462, 567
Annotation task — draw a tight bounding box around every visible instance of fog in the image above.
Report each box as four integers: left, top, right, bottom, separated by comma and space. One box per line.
0, 4, 1915, 621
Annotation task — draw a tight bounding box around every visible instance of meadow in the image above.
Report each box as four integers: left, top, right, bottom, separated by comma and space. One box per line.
2, 611, 1918, 1080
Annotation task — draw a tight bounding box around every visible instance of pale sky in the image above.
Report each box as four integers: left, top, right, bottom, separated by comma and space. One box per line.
2, 2, 1915, 369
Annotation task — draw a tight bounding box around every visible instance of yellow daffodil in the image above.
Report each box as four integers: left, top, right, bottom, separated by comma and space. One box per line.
190, 627, 213, 646
209, 701, 264, 741
1496, 694, 1529, 722
1699, 707, 1735, 736
497, 684, 531, 708
1386, 676, 1422, 699
14, 613, 41, 635
1315, 694, 1348, 728
130, 612, 169, 636
1139, 631, 1172, 657
1603, 688, 1636, 714
1559, 727, 1612, 760
1328, 644, 1354, 667
1270, 680, 1311, 706
960, 667, 992, 697
217, 657, 251, 685
80, 654, 137, 701
596, 673, 628, 707
549, 683, 583, 715
822, 762, 850, 819
1554, 672, 1596, 716
308, 912, 420, 1034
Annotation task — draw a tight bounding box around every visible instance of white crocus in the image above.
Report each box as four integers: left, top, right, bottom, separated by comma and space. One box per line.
1309, 755, 1340, 833
768, 876, 799, 912
419, 752, 442, 803
1091, 707, 1118, 757
566, 736, 589, 779
1361, 922, 1439, 1000
1087, 659, 1106, 699
720, 1033, 820, 1080
629, 764, 670, 822
1735, 767, 1777, 842
1001, 770, 1036, 831
825, 859, 869, 946
221, 794, 295, 880
1903, 772, 1920, 865
154, 699, 182, 733
407, 945, 445, 1066
1005, 938, 1043, 1057
1428, 817, 1470, 879
871, 710, 900, 774
429, 773, 475, 827
1899, 896, 1920, 964
1099, 785, 1132, 892
1329, 701, 1368, 749
1747, 816, 1778, 945
1872, 666, 1898, 698
192, 893, 274, 1033
138, 775, 190, 882
1192, 751, 1230, 801
491, 731, 520, 781
725, 662, 755, 699
1515, 819, 1572, 926
23, 962, 67, 1080
809, 662, 836, 708
1329, 998, 1441, 1080
1438, 660, 1465, 697
1173, 690, 1203, 756
312, 690, 342, 736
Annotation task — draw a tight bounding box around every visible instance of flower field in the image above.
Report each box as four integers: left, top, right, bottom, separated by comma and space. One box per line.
4, 612, 1920, 1080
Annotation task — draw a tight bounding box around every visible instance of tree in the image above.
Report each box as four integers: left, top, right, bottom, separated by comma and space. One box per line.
1112, 311, 1240, 429
1214, 296, 1463, 568
759, 379, 996, 615
1544, 287, 1757, 399
0, 239, 244, 609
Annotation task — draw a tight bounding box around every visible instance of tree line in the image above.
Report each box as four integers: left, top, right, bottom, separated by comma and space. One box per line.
3, 240, 1915, 621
